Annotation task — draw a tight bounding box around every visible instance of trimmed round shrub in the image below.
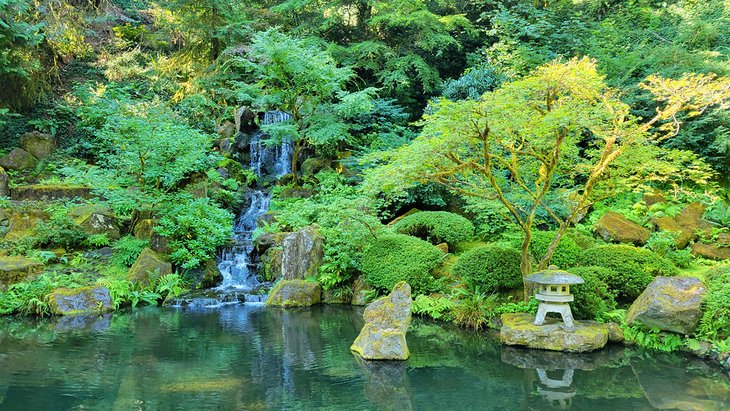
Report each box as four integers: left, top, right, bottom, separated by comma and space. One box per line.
361, 234, 444, 295
577, 244, 678, 302
568, 266, 617, 320
453, 245, 522, 292
529, 230, 581, 268
394, 211, 474, 249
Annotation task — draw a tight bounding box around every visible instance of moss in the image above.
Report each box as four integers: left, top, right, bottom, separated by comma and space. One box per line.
266, 279, 322, 307
0, 255, 44, 288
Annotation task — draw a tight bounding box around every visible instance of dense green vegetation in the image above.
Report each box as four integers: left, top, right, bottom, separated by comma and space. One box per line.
0, 0, 728, 360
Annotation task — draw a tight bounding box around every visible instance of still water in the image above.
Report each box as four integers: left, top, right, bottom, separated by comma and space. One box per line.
0, 305, 728, 410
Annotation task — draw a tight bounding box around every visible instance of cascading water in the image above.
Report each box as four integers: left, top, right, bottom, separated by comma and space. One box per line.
214, 111, 293, 301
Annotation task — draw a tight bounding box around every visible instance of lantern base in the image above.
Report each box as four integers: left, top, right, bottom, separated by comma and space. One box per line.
535, 303, 575, 330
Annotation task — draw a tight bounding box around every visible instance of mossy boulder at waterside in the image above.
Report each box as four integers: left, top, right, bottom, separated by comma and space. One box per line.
351, 281, 412, 360
10, 185, 93, 201
500, 313, 610, 352
0, 256, 44, 290
48, 286, 113, 315
593, 211, 650, 245
0, 147, 38, 171
351, 275, 374, 306
626, 276, 706, 335
19, 131, 57, 160
128, 248, 172, 286
266, 279, 322, 307
68, 204, 121, 240
281, 225, 324, 280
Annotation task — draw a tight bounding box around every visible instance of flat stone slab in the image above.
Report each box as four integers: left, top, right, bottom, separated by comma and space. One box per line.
0, 256, 44, 290
500, 313, 609, 353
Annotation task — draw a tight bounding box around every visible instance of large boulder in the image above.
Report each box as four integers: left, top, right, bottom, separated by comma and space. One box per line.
351, 275, 374, 306
260, 247, 283, 281
127, 248, 172, 286
593, 211, 650, 245
2, 207, 49, 241
0, 256, 44, 290
19, 131, 57, 160
500, 313, 609, 353
185, 258, 223, 289
254, 231, 288, 254
0, 166, 8, 198
626, 276, 706, 334
10, 184, 92, 201
281, 225, 324, 280
68, 204, 121, 240
351, 281, 412, 360
0, 147, 38, 171
690, 243, 730, 260
266, 279, 322, 307
48, 286, 113, 315
651, 202, 709, 249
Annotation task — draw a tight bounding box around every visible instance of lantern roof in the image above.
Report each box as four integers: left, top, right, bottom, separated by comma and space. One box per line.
526, 265, 584, 285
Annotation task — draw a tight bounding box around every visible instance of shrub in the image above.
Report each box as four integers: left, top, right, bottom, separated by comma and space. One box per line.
567, 266, 617, 320
697, 264, 730, 342
577, 245, 678, 302
111, 236, 150, 267
33, 212, 87, 250
394, 211, 474, 249
529, 230, 581, 268
452, 245, 522, 292
155, 197, 234, 269
360, 234, 444, 295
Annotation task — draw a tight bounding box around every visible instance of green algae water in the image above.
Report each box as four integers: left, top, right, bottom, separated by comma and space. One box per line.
0, 305, 728, 411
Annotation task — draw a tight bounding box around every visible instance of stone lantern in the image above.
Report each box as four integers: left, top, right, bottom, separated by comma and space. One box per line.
526, 265, 584, 330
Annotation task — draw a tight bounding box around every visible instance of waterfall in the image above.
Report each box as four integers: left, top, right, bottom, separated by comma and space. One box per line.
215, 111, 292, 296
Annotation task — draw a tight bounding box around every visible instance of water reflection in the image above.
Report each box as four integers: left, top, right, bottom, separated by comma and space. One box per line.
0, 306, 727, 410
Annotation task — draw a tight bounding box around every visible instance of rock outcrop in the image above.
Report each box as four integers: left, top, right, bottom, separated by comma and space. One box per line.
500, 313, 609, 353
351, 281, 412, 360
68, 204, 121, 240
10, 185, 92, 201
351, 275, 374, 305
127, 248, 172, 285
266, 279, 322, 307
593, 211, 650, 245
0, 147, 38, 171
48, 286, 113, 315
626, 276, 706, 335
19, 131, 56, 160
0, 256, 44, 290
281, 225, 324, 280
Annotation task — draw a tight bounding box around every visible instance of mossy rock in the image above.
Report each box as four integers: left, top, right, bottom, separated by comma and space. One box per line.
265, 279, 322, 307
254, 231, 288, 254
2, 207, 49, 241
260, 247, 283, 282
301, 157, 332, 177
0, 147, 38, 171
593, 211, 650, 245
0, 166, 8, 198
690, 243, 730, 260
500, 313, 609, 352
281, 225, 323, 280
351, 275, 374, 306
322, 287, 353, 304
626, 276, 706, 335
19, 131, 57, 160
186, 258, 223, 288
351, 281, 412, 360
68, 204, 121, 240
650, 202, 709, 249
48, 286, 113, 315
132, 218, 154, 240
0, 255, 44, 290
128, 247, 172, 286
11, 185, 93, 201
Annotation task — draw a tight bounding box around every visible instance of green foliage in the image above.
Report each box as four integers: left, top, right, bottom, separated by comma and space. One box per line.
625, 325, 685, 353
646, 231, 694, 268
96, 273, 186, 310
441, 63, 507, 101
0, 272, 84, 316
568, 266, 617, 320
696, 264, 730, 343
33, 206, 87, 250
411, 294, 454, 320
110, 235, 149, 267
527, 230, 581, 268
394, 211, 474, 249
452, 245, 522, 293
0, 0, 45, 107
577, 245, 678, 302
360, 233, 444, 295
155, 197, 233, 269
451, 287, 500, 331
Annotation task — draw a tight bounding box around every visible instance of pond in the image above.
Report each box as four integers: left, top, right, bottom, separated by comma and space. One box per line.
0, 305, 728, 410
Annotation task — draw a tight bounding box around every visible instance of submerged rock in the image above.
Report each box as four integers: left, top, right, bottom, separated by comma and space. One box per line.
351, 275, 374, 306
281, 225, 324, 280
0, 256, 44, 290
265, 279, 322, 307
500, 313, 609, 353
0, 147, 38, 171
593, 211, 650, 245
128, 248, 172, 286
68, 204, 121, 240
19, 131, 56, 160
351, 281, 412, 360
626, 276, 706, 335
48, 286, 113, 315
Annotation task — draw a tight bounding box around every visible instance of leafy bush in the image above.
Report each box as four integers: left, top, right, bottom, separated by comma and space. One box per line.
696, 264, 730, 343
528, 230, 581, 268
646, 231, 694, 268
394, 211, 474, 249
411, 294, 454, 320
33, 207, 87, 250
451, 288, 500, 331
577, 245, 678, 302
155, 197, 233, 269
568, 266, 617, 320
360, 233, 444, 295
0, 272, 84, 316
111, 235, 150, 267
452, 245, 522, 292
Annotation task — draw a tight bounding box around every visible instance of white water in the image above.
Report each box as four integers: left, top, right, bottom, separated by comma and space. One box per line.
216, 111, 292, 291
